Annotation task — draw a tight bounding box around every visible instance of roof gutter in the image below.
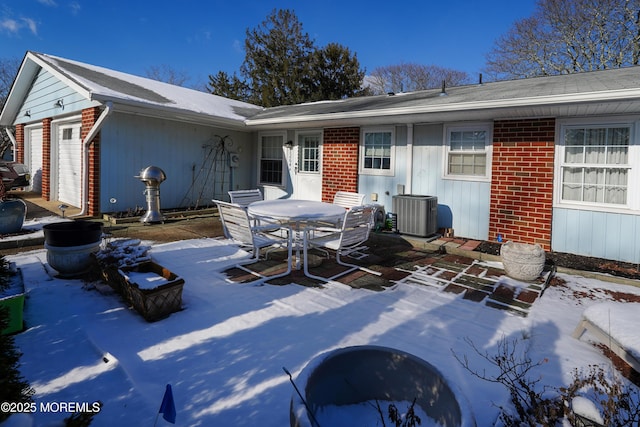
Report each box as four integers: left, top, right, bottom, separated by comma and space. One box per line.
73, 101, 113, 217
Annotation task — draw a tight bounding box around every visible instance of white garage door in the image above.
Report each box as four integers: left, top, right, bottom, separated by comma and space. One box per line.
27, 127, 43, 193
57, 124, 82, 207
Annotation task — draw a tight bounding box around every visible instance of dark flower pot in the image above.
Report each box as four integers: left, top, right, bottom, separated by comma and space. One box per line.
0, 199, 27, 235
43, 220, 103, 247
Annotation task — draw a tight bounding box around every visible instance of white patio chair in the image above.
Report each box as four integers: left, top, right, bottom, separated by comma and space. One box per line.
228, 189, 263, 207
302, 205, 381, 281
332, 191, 366, 210
214, 200, 292, 279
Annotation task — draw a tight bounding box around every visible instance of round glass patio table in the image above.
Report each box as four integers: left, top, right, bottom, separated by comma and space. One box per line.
248, 199, 346, 271
247, 199, 345, 225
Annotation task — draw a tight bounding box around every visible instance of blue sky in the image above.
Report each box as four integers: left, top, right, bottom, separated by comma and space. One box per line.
1, 0, 537, 89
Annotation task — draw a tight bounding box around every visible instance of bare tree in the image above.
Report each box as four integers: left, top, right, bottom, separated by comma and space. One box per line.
485, 0, 640, 80
0, 57, 21, 159
367, 63, 471, 95
145, 64, 191, 87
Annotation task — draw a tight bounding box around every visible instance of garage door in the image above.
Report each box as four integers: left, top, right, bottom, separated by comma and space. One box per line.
57, 124, 82, 207
27, 127, 43, 193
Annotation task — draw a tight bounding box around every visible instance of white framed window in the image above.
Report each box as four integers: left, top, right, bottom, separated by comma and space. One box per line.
558, 122, 632, 208
258, 132, 286, 186
359, 127, 395, 176
444, 123, 492, 181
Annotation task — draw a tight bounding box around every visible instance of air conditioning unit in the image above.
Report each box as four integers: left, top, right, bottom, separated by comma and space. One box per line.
392, 195, 438, 237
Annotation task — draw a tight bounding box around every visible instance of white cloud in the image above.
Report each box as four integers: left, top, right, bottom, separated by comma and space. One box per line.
0, 18, 19, 34
37, 0, 57, 5
69, 2, 81, 15
22, 17, 38, 35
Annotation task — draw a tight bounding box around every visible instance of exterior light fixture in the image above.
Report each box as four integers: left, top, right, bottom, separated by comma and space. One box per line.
284, 140, 293, 149
54, 99, 64, 108
24, 110, 31, 117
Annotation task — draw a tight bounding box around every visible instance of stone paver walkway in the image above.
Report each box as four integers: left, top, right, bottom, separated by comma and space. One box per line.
223, 240, 554, 317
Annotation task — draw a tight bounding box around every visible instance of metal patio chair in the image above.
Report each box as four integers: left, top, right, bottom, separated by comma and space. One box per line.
332, 191, 366, 210
302, 205, 381, 281
228, 189, 263, 207
214, 200, 292, 280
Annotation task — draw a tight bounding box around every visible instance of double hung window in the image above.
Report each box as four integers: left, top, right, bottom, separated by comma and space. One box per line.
259, 133, 284, 186
360, 128, 395, 176
444, 124, 491, 180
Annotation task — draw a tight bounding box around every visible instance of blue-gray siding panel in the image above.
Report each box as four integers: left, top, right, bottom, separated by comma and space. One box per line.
552, 208, 640, 263
358, 123, 490, 240
99, 113, 256, 213
15, 69, 97, 124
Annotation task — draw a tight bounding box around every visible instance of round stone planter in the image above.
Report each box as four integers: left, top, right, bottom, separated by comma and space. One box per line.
45, 241, 101, 278
290, 345, 475, 427
43, 221, 103, 278
0, 199, 27, 235
500, 241, 546, 281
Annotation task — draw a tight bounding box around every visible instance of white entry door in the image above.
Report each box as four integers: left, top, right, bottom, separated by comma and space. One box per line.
291, 131, 322, 201
26, 127, 43, 193
57, 123, 82, 207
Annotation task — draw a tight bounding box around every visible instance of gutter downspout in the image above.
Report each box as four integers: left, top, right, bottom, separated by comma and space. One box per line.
73, 101, 113, 217
4, 127, 17, 160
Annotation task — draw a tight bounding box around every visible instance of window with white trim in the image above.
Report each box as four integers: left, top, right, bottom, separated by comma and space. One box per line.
560, 125, 630, 206
444, 124, 491, 179
360, 127, 395, 176
259, 133, 285, 186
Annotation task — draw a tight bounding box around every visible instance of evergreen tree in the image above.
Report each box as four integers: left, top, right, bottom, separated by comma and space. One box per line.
241, 9, 315, 107
309, 43, 366, 101
208, 71, 249, 101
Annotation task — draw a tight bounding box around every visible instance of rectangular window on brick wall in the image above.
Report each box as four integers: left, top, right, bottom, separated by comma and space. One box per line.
557, 118, 637, 211
359, 127, 395, 176
443, 123, 492, 181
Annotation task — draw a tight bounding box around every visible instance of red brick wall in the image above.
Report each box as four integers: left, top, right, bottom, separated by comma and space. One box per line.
81, 107, 101, 216
321, 127, 360, 202
41, 118, 52, 201
14, 124, 24, 163
489, 119, 555, 250
13, 124, 26, 202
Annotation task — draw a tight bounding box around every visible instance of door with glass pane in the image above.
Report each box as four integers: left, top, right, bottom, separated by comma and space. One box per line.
292, 132, 322, 200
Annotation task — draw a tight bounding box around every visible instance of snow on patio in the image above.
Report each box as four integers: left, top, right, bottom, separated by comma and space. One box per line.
4, 236, 640, 426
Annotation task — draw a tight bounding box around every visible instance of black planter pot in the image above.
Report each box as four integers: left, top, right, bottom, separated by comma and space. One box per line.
43, 221, 103, 247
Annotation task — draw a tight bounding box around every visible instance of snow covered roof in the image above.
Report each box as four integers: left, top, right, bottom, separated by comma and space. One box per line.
0, 52, 263, 128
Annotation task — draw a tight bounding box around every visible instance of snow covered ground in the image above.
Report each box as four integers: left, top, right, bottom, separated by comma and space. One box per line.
3, 232, 640, 426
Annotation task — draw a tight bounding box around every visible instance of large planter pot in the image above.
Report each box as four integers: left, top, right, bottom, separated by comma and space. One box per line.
0, 199, 26, 235
43, 220, 103, 247
117, 261, 185, 321
43, 221, 103, 278
290, 345, 475, 427
500, 241, 546, 281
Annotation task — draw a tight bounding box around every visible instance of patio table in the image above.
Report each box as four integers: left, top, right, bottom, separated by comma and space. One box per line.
248, 199, 346, 270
